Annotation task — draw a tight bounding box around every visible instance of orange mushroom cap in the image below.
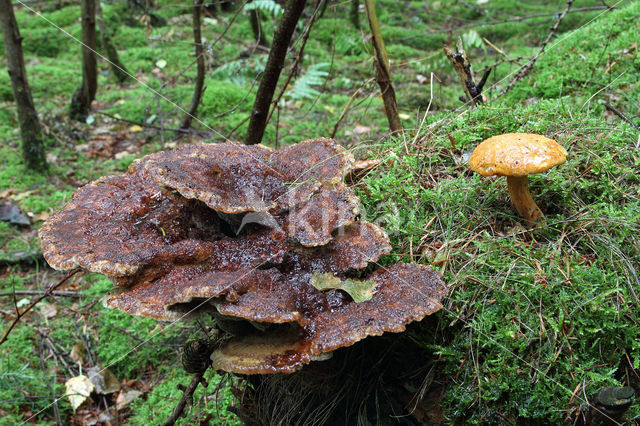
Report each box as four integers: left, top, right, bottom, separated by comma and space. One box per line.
469, 133, 567, 177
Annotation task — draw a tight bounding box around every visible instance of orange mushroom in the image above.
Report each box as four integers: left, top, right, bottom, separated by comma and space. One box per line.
468, 133, 567, 223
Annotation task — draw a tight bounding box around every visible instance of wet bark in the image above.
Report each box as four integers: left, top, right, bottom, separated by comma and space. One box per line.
69, 0, 98, 121
245, 0, 307, 145
0, 0, 47, 171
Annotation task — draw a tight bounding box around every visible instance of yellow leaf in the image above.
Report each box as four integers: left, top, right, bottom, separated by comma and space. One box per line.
310, 273, 378, 303
129, 125, 143, 132
65, 375, 95, 411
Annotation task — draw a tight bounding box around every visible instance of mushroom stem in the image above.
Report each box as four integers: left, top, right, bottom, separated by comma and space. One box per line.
506, 176, 544, 223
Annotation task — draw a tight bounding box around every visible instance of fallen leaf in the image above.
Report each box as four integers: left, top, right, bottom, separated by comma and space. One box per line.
70, 341, 87, 364
16, 298, 30, 308
65, 375, 95, 411
87, 366, 121, 395
38, 303, 57, 319
33, 211, 50, 222
352, 125, 371, 135
116, 389, 143, 410
310, 273, 378, 303
129, 125, 143, 133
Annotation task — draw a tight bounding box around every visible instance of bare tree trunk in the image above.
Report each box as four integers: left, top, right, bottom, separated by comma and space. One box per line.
180, 0, 206, 131
0, 0, 47, 171
248, 1, 269, 47
245, 0, 307, 145
70, 0, 98, 121
95, 0, 130, 83
363, 0, 402, 133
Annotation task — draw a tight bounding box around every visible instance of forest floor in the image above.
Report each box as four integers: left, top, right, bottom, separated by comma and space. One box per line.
1, 0, 639, 424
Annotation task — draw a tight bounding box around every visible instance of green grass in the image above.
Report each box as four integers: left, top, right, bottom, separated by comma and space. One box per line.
1, 0, 639, 423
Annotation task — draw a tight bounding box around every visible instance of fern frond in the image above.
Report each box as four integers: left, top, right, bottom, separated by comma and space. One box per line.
287, 63, 330, 101
244, 0, 284, 17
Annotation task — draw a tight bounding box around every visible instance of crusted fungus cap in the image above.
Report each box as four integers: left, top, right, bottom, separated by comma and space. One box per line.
468, 133, 567, 177
142, 138, 354, 214
209, 263, 447, 375
142, 143, 277, 214
283, 183, 360, 247
284, 222, 392, 274
39, 169, 223, 281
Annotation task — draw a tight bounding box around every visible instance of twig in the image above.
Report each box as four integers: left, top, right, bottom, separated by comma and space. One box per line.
0, 290, 81, 297
0, 250, 43, 267
398, 5, 611, 40
497, 0, 575, 98
179, 0, 206, 131
95, 111, 217, 136
245, 0, 308, 145
443, 38, 491, 105
331, 77, 375, 138
604, 103, 640, 132
37, 326, 62, 426
264, 0, 324, 127
161, 373, 207, 426
0, 269, 82, 346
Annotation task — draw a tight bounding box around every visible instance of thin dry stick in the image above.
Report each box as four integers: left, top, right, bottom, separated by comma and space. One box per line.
443, 38, 491, 105
330, 77, 376, 138
264, 0, 324, 127
179, 0, 206, 131
245, 0, 308, 145
0, 290, 81, 297
161, 373, 207, 426
399, 5, 611, 40
497, 0, 575, 98
37, 330, 62, 426
604, 103, 640, 132
364, 0, 402, 133
0, 269, 81, 346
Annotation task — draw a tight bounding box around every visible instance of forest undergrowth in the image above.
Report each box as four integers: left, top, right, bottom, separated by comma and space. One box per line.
1, 0, 639, 424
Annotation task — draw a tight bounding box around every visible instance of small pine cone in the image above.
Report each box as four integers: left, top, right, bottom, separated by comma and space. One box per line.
182, 339, 213, 374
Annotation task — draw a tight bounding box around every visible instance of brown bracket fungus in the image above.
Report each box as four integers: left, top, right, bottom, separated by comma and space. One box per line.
468, 133, 567, 223
40, 137, 448, 376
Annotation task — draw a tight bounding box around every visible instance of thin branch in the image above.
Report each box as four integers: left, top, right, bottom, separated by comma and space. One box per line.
37, 328, 62, 426
443, 38, 490, 105
0, 290, 81, 297
331, 77, 375, 138
0, 269, 82, 346
264, 0, 324, 127
95, 111, 218, 136
604, 103, 640, 132
497, 0, 575, 98
245, 0, 308, 145
398, 5, 612, 40
161, 373, 207, 426
179, 0, 206, 131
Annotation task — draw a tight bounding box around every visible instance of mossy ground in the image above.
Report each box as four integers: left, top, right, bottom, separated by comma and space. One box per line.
1, 0, 639, 424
